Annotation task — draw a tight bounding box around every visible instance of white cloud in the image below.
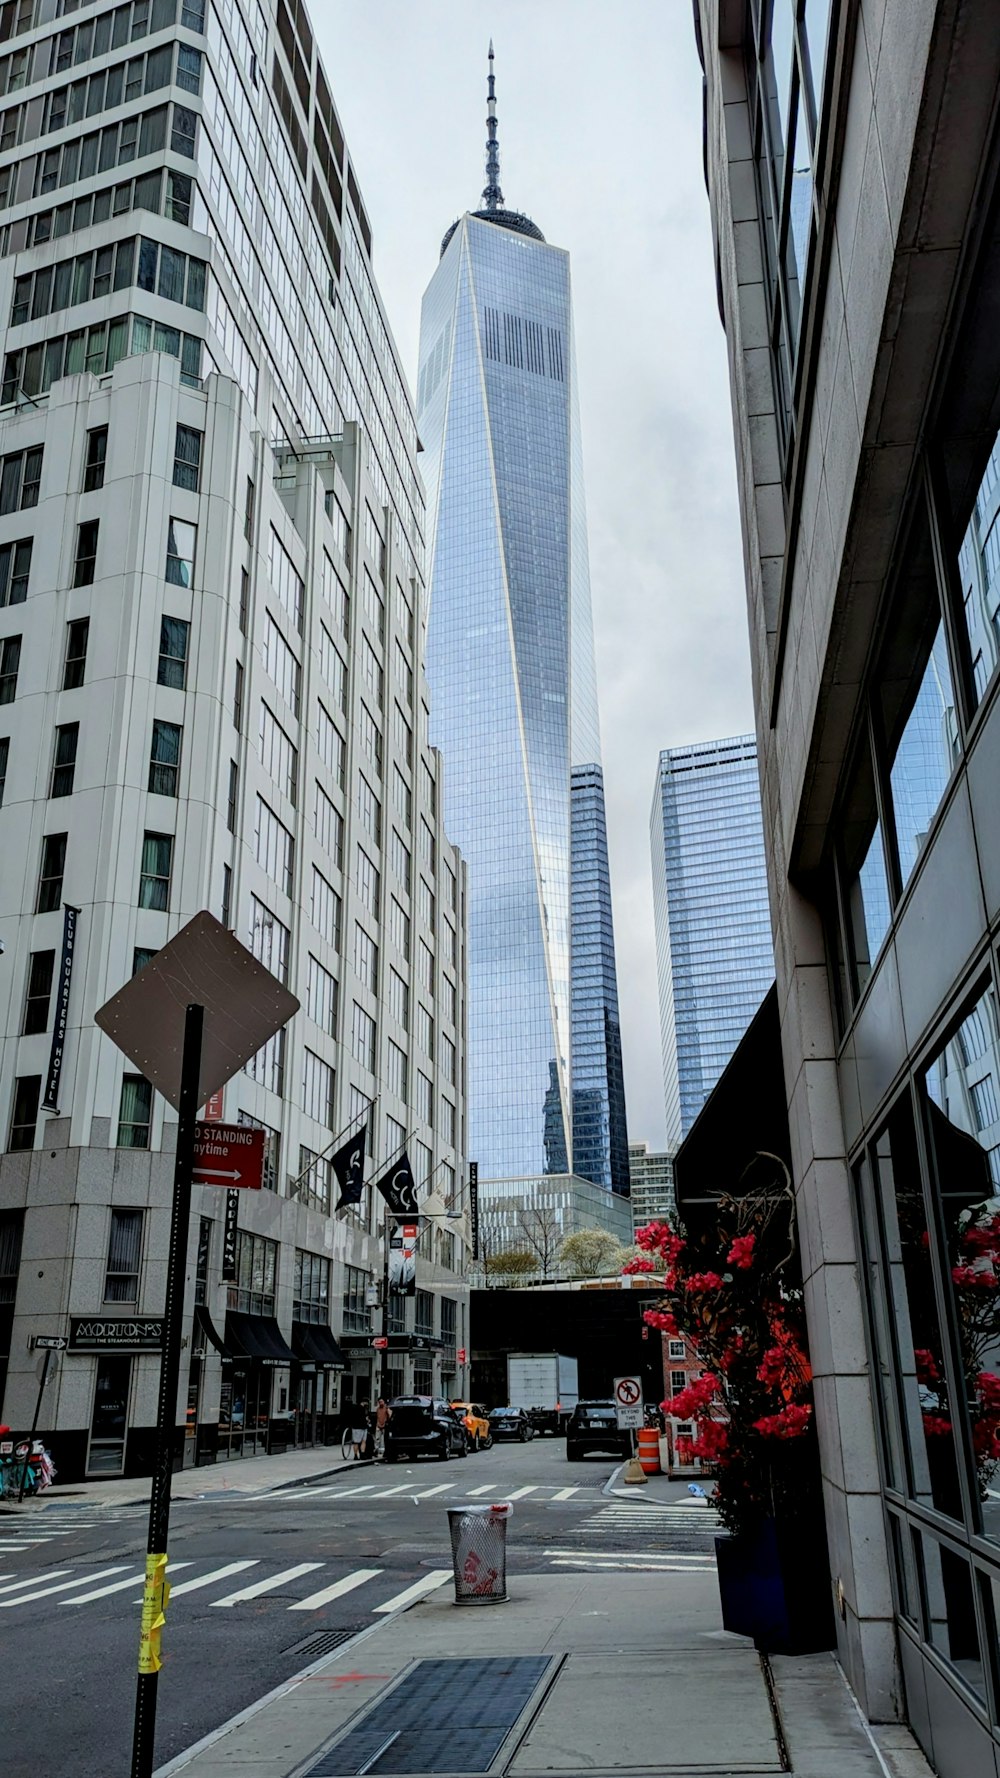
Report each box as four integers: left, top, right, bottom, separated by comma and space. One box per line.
318, 2, 754, 1147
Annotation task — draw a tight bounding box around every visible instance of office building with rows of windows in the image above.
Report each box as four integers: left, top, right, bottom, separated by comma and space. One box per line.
0, 0, 469, 1478
651, 734, 775, 1145
699, 0, 1000, 1767
627, 1141, 676, 1236
416, 52, 630, 1230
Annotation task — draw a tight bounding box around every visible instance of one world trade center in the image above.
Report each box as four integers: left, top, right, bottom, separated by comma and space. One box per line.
417, 49, 629, 1202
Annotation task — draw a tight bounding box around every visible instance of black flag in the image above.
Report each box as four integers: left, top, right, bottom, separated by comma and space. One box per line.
374, 1150, 419, 1218
333, 1120, 368, 1211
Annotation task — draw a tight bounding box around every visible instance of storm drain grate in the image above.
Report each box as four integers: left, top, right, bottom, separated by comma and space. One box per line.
303, 1656, 551, 1775
283, 1627, 365, 1661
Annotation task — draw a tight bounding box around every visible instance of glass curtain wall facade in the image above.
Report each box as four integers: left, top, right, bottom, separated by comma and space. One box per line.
417, 89, 627, 1191
651, 735, 774, 1145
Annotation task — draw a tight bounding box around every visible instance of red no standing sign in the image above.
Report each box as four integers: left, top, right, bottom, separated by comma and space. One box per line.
192, 1123, 265, 1190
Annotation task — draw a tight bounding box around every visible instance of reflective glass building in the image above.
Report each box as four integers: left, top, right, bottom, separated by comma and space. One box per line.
417, 53, 628, 1192
651, 735, 774, 1145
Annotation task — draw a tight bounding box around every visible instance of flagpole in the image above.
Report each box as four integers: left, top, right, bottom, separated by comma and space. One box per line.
289, 1095, 379, 1201
373, 1131, 418, 1401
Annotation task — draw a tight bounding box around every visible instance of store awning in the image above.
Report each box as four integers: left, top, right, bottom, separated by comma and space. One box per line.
224, 1311, 297, 1368
194, 1304, 230, 1359
674, 983, 791, 1224
292, 1321, 346, 1369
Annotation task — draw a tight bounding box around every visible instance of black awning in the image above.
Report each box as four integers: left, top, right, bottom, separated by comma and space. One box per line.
194, 1304, 230, 1358
224, 1311, 297, 1368
292, 1321, 346, 1368
674, 982, 790, 1222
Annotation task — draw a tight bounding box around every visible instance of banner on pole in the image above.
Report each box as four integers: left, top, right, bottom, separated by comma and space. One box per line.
43, 904, 80, 1113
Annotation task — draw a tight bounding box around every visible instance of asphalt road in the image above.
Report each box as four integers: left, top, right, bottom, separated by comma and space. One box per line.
0, 1437, 717, 1778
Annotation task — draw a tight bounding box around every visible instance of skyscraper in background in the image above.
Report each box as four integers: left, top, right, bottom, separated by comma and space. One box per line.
651, 734, 774, 1145
417, 49, 629, 1201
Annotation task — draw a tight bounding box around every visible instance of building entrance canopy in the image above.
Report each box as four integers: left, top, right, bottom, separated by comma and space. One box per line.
224, 1311, 296, 1368
291, 1322, 346, 1369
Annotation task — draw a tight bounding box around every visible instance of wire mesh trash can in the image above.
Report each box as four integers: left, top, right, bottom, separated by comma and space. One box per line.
447, 1502, 512, 1605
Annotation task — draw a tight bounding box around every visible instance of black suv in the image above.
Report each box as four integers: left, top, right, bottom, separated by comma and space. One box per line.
385, 1396, 468, 1462
566, 1401, 630, 1461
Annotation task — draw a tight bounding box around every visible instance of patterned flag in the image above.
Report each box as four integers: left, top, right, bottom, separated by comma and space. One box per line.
374, 1150, 419, 1218
333, 1120, 368, 1211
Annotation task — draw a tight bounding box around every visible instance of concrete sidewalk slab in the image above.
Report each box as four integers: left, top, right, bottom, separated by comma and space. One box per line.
155, 1568, 933, 1778
6, 1447, 373, 1511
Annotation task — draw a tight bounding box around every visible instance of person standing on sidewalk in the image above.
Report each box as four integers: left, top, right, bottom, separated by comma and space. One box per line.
351, 1400, 370, 1461
374, 1397, 392, 1461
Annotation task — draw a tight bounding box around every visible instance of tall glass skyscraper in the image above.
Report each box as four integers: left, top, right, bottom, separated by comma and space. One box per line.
651, 735, 774, 1144
417, 50, 628, 1194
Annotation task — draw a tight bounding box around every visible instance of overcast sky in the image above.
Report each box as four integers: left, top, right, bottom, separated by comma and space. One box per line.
316, 3, 755, 1151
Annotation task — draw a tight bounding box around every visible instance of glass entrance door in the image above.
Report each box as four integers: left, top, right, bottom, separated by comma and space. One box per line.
86, 1355, 132, 1475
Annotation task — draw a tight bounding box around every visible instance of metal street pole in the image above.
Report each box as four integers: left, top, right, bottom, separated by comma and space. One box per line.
15, 1347, 52, 1502
379, 1214, 391, 1402
131, 1002, 203, 1778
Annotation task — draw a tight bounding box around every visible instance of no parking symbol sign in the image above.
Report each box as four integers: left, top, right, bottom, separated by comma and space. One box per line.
614, 1375, 644, 1430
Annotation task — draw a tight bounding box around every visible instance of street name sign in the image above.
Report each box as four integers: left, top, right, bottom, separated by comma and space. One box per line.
192, 1123, 264, 1189
614, 1374, 644, 1430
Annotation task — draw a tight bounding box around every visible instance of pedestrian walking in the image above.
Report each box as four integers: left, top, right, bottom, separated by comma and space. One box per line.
351, 1399, 370, 1461
374, 1396, 392, 1460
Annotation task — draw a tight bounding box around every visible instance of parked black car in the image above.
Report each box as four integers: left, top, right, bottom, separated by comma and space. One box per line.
385, 1396, 468, 1462
488, 1406, 534, 1442
566, 1401, 630, 1461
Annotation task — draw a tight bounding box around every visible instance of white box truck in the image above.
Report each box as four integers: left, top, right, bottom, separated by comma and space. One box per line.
507, 1353, 580, 1434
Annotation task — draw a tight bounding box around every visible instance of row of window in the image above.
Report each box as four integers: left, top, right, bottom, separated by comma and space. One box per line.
1, 309, 202, 404
3, 165, 191, 259
0, 98, 195, 212
10, 233, 206, 330
0, 37, 200, 151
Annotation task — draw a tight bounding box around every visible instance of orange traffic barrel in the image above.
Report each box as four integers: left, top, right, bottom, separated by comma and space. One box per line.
638, 1426, 661, 1475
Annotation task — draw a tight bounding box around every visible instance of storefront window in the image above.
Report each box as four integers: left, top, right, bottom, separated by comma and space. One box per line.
916, 1530, 987, 1702
87, 1356, 131, 1475
924, 982, 1000, 1546
886, 623, 957, 887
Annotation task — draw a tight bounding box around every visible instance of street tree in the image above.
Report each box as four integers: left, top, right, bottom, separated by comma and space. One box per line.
516, 1203, 561, 1279
558, 1228, 627, 1278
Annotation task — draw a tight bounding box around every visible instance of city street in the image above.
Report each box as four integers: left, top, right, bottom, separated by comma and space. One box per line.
0, 1439, 716, 1778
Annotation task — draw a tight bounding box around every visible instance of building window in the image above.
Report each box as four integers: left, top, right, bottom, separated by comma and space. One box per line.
314, 782, 343, 870
387, 1038, 407, 1101
415, 1289, 434, 1339
255, 797, 294, 895
244, 475, 255, 542
83, 425, 107, 491
0, 735, 8, 805
237, 1110, 280, 1192
64, 616, 89, 688
157, 615, 188, 689
133, 947, 156, 976
293, 1249, 330, 1324
0, 537, 31, 606
172, 422, 202, 491
22, 950, 54, 1035
0, 446, 42, 514
352, 1001, 376, 1073
355, 922, 378, 993
389, 967, 409, 1031
0, 633, 21, 703
102, 1207, 143, 1303
668, 1339, 685, 1360
8, 1075, 40, 1151
343, 1264, 371, 1334
391, 897, 410, 961
73, 519, 98, 586
310, 865, 340, 947
248, 896, 290, 982
148, 719, 181, 796
50, 721, 78, 797
138, 830, 172, 910
233, 658, 244, 730
227, 1228, 277, 1315
306, 954, 337, 1037
357, 847, 380, 919
36, 831, 66, 912
221, 860, 232, 927
416, 1071, 432, 1126
165, 517, 196, 587
170, 101, 197, 157
117, 1076, 152, 1149
226, 758, 238, 832
0, 1208, 23, 1307
302, 1047, 335, 1126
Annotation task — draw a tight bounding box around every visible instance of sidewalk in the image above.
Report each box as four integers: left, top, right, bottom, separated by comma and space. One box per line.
154, 1565, 933, 1778
1, 1445, 372, 1511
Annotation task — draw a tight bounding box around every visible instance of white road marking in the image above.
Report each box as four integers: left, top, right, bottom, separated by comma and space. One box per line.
373, 1570, 451, 1613
210, 1563, 324, 1607
153, 1561, 258, 1600
288, 1568, 383, 1610
465, 1485, 500, 1497
411, 1484, 452, 1499
63, 1563, 195, 1604
0, 1566, 127, 1606
504, 1486, 538, 1500
550, 1487, 580, 1500
370, 1484, 422, 1498
0, 1569, 71, 1595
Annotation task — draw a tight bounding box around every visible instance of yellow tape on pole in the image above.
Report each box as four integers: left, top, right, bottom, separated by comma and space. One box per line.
138, 1553, 170, 1674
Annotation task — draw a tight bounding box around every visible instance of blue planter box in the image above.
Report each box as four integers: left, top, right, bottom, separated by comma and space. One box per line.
715, 1516, 835, 1654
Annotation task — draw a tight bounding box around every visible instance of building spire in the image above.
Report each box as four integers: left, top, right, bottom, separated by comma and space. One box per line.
482, 39, 504, 212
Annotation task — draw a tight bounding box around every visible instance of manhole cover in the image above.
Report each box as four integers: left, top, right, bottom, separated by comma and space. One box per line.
283, 1626, 364, 1661
303, 1656, 551, 1774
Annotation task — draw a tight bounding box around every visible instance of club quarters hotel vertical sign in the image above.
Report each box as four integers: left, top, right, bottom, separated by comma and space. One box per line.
43, 904, 80, 1113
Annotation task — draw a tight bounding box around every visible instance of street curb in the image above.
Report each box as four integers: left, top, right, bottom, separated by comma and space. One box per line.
267, 1457, 375, 1492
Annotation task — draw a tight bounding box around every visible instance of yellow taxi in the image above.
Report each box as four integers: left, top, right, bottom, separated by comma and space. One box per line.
450, 1401, 492, 1452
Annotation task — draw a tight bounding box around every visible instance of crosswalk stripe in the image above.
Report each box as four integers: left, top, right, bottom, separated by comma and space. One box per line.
266, 1486, 339, 1501
0, 1569, 71, 1596
157, 1561, 258, 1600
465, 1484, 499, 1497
326, 1484, 377, 1497
550, 1487, 580, 1500
0, 1566, 127, 1606
63, 1564, 195, 1605
374, 1570, 451, 1613
289, 1568, 382, 1611
210, 1563, 324, 1607
505, 1486, 537, 1500
370, 1484, 423, 1498
412, 1484, 451, 1499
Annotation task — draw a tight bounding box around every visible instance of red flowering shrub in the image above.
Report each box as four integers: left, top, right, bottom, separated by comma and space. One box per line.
621, 1255, 657, 1275
921, 1413, 953, 1438
636, 1166, 821, 1538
